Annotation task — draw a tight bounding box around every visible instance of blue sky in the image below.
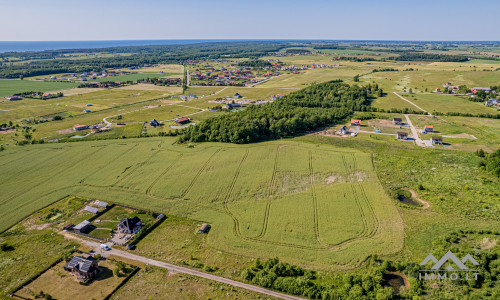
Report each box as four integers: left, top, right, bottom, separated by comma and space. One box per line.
1, 0, 499, 41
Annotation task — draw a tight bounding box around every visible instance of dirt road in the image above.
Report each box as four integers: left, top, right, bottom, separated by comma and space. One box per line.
404, 114, 426, 147
393, 92, 430, 115
60, 232, 305, 300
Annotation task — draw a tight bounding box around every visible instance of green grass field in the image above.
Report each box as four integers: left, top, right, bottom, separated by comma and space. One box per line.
404, 94, 500, 115
0, 79, 78, 97
0, 137, 403, 270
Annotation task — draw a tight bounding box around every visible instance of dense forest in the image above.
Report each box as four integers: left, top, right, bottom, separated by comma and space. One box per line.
177, 81, 367, 144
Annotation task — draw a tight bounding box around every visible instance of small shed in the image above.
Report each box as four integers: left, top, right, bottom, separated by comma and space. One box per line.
199, 223, 210, 233
84, 206, 99, 214
96, 201, 108, 208
63, 223, 75, 231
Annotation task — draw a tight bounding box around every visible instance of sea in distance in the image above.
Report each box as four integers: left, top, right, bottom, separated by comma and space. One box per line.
0, 39, 253, 53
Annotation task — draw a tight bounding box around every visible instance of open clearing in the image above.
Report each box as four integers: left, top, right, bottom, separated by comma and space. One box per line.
0, 137, 403, 269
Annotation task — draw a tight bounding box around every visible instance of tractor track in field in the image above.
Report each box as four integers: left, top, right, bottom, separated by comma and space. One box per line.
111, 149, 165, 187
79, 144, 139, 185
308, 151, 322, 245
146, 153, 184, 198
351, 155, 379, 237
219, 150, 379, 253
180, 148, 221, 198
341, 154, 369, 238
254, 145, 280, 240
222, 150, 249, 237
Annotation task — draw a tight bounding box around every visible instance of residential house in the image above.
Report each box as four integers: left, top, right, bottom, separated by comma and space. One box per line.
233, 93, 242, 99
175, 117, 190, 125
485, 99, 498, 106
350, 119, 361, 126
150, 119, 160, 127
471, 87, 491, 94
338, 126, 349, 135
64, 255, 99, 281
397, 132, 408, 140
423, 125, 434, 133
73, 124, 90, 131
117, 216, 142, 234
431, 136, 443, 145
393, 118, 403, 125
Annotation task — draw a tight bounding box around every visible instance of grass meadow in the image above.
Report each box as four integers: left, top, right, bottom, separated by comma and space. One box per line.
0, 79, 78, 97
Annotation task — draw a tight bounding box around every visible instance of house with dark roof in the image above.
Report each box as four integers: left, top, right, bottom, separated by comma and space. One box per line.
117, 216, 142, 234
397, 132, 408, 140
393, 118, 403, 125
150, 119, 160, 127
73, 220, 91, 233
431, 136, 443, 145
338, 126, 348, 135
64, 255, 99, 280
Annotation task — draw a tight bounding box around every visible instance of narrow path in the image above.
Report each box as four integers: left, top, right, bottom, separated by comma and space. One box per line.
407, 189, 430, 209
404, 114, 426, 147
59, 232, 304, 300
393, 92, 430, 115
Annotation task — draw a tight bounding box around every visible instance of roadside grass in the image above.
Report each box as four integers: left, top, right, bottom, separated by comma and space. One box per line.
111, 266, 273, 300
0, 79, 78, 97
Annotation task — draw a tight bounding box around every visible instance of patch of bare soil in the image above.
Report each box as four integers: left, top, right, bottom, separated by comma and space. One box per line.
368, 119, 402, 129
480, 238, 497, 250
0, 129, 16, 134
28, 223, 53, 230
57, 128, 74, 135
325, 174, 345, 184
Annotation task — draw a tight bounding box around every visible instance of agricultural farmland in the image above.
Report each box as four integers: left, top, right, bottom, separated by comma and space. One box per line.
0, 79, 78, 97
0, 137, 403, 269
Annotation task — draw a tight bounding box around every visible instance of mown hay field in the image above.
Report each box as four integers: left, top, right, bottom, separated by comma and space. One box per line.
0, 79, 78, 97
0, 137, 403, 269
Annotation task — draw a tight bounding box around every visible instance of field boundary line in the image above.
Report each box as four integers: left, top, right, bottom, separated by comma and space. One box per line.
180, 148, 221, 198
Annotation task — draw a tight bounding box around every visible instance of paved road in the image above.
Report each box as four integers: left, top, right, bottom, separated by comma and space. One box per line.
393, 92, 430, 115
404, 114, 426, 147
60, 232, 305, 300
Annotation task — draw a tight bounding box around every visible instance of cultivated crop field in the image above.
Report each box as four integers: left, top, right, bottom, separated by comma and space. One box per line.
0, 137, 403, 269
0, 79, 78, 97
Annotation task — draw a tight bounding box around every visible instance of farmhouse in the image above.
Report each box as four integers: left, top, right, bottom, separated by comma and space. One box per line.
175, 117, 190, 125
350, 119, 361, 126
233, 93, 242, 99
42, 93, 52, 97
393, 118, 403, 125
6, 96, 22, 101
117, 216, 142, 234
64, 255, 99, 281
84, 205, 99, 214
423, 125, 434, 133
431, 136, 443, 145
199, 223, 210, 233
338, 126, 349, 135
73, 124, 89, 131
73, 220, 91, 233
397, 132, 408, 140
